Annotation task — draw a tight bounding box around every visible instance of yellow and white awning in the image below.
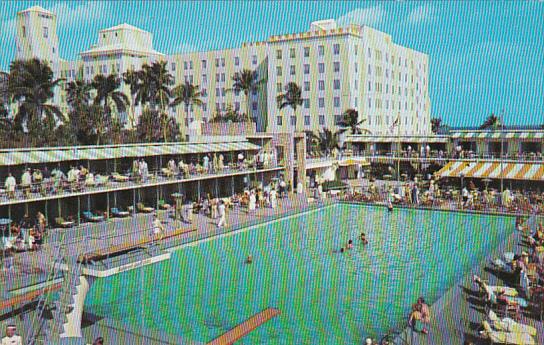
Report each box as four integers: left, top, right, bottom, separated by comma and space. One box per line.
436, 161, 544, 181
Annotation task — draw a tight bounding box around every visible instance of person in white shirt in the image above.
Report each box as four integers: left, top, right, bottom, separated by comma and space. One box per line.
4, 173, 16, 199
21, 169, 32, 197
270, 189, 277, 209
248, 191, 256, 211
1, 325, 22, 345
152, 215, 164, 241
203, 154, 210, 173
217, 200, 227, 228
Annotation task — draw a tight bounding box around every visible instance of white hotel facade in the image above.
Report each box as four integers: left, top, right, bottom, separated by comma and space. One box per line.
13, 6, 431, 137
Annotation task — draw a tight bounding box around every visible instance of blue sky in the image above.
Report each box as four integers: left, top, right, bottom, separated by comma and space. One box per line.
1, 1, 543, 126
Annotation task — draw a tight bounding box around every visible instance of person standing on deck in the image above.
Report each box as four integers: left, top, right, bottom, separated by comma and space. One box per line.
248, 190, 256, 212
203, 154, 210, 173
1, 325, 22, 345
4, 173, 16, 199
21, 169, 32, 197
217, 200, 227, 228
132, 159, 140, 181
152, 215, 165, 242
270, 188, 278, 209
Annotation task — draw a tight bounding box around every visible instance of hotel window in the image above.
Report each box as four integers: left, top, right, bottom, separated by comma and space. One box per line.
276, 66, 282, 76
368, 82, 371, 91
111, 64, 115, 73
190, 61, 193, 69
304, 47, 310, 57
216, 102, 220, 110
221, 73, 225, 82
202, 103, 207, 111
304, 116, 310, 126
318, 45, 324, 56
222, 103, 226, 111
290, 116, 296, 126
333, 62, 340, 73
189, 75, 193, 83
333, 80, 340, 90
385, 100, 389, 109
252, 55, 257, 65
201, 88, 207, 96
277, 82, 282, 92
318, 98, 324, 108
319, 115, 325, 125
52, 47, 55, 54
368, 98, 372, 108
103, 66, 107, 74
334, 115, 342, 125
215, 74, 220, 82
234, 57, 239, 66
354, 45, 358, 55
355, 97, 358, 107
304, 99, 310, 108
252, 89, 257, 96
304, 64, 310, 74
184, 62, 188, 70
252, 102, 258, 111
368, 48, 371, 58
43, 27, 48, 38
290, 48, 295, 58
221, 58, 225, 67
318, 63, 324, 73
368, 65, 371, 75
202, 60, 207, 69
318, 80, 325, 91
386, 53, 389, 62
333, 44, 340, 55
334, 97, 340, 108
235, 89, 240, 96
290, 65, 295, 75
276, 50, 282, 60
22, 26, 26, 37
386, 84, 389, 93
277, 116, 282, 126
304, 81, 310, 91
235, 102, 240, 110
355, 63, 358, 73
355, 82, 358, 90
215, 58, 219, 67
385, 69, 389, 78
86, 66, 89, 75
215, 88, 220, 97
202, 74, 207, 83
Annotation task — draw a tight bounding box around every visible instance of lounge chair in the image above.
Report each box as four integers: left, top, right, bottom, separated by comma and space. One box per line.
474, 275, 519, 298
136, 202, 154, 213
111, 172, 129, 183
82, 211, 104, 222
158, 199, 171, 210
111, 207, 130, 218
488, 310, 537, 336
480, 320, 535, 345
55, 217, 75, 228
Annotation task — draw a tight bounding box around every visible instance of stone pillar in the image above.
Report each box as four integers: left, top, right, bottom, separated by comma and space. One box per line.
61, 275, 95, 339
294, 133, 307, 193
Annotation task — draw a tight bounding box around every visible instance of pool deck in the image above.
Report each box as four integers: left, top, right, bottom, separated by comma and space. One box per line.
396, 225, 544, 345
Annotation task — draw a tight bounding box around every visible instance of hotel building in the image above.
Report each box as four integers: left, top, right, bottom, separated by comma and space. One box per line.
13, 6, 431, 136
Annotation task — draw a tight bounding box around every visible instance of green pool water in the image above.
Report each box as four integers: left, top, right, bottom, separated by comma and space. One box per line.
86, 204, 514, 344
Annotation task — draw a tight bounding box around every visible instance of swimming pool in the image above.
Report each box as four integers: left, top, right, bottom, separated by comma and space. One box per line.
86, 203, 514, 344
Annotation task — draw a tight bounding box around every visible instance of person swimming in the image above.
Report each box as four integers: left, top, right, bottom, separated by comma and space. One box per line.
347, 240, 353, 249
340, 247, 345, 253
245, 255, 253, 264
360, 233, 368, 244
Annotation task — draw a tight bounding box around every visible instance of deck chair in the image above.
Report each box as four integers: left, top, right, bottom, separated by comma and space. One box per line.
55, 217, 75, 228
82, 211, 104, 222
474, 275, 519, 297
110, 207, 130, 218
158, 199, 171, 210
111, 172, 129, 182
488, 310, 537, 336
136, 202, 154, 213
480, 320, 535, 345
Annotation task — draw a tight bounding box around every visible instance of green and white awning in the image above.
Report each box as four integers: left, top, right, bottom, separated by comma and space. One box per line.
451, 131, 544, 140
347, 135, 448, 144
0, 141, 260, 166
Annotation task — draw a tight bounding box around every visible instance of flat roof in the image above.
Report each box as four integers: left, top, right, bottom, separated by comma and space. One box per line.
347, 135, 449, 144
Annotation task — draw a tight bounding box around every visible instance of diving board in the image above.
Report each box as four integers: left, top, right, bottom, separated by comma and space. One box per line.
207, 308, 281, 345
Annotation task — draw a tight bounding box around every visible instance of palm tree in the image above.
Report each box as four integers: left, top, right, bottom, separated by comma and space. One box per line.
7, 58, 63, 133
431, 117, 442, 134
122, 68, 140, 129
65, 80, 92, 111
170, 81, 203, 127
91, 74, 129, 144
338, 109, 370, 135
479, 114, 503, 130
230, 69, 266, 122
276, 82, 303, 131
310, 128, 341, 157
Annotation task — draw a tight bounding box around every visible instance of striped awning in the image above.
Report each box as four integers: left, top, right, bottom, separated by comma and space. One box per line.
348, 135, 448, 144
0, 141, 260, 166
436, 161, 544, 181
451, 131, 544, 140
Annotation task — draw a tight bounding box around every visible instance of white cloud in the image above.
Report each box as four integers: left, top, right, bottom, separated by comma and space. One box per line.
337, 6, 385, 27
48, 1, 107, 28
406, 5, 436, 24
